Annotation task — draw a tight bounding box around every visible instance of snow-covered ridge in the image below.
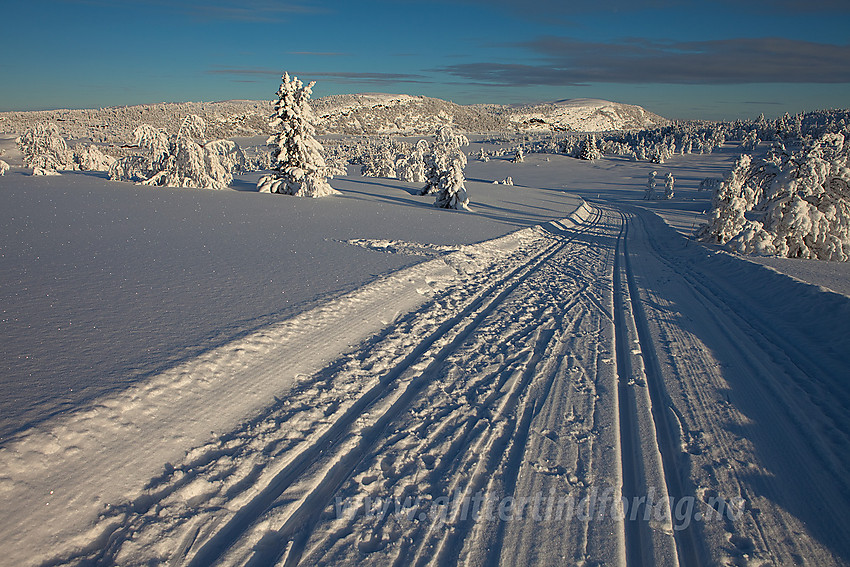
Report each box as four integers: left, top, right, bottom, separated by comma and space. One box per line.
310, 93, 504, 135
0, 95, 667, 141
502, 98, 668, 132
312, 94, 666, 134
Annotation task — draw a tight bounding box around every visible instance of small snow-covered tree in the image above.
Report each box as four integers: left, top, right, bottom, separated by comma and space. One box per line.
742, 130, 760, 152
422, 125, 470, 210
664, 172, 675, 200
16, 123, 74, 171
0, 160, 10, 176
74, 143, 116, 172
578, 135, 602, 161
396, 139, 428, 182
513, 146, 525, 163
145, 115, 241, 190
204, 139, 246, 186
134, 124, 170, 169
699, 177, 722, 192
361, 138, 398, 178
257, 73, 340, 197
644, 171, 658, 200
109, 155, 149, 182
140, 115, 212, 188
109, 116, 243, 189
698, 154, 761, 244
699, 154, 778, 244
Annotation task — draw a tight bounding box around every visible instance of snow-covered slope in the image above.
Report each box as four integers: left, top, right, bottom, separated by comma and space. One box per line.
0, 96, 666, 141
309, 94, 666, 134
500, 98, 668, 132
0, 100, 272, 144
309, 93, 504, 135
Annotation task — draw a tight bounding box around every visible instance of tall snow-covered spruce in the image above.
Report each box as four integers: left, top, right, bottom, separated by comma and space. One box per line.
422, 125, 471, 210
258, 73, 340, 197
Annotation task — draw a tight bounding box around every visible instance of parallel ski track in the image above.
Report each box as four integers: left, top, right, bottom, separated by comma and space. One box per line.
333, 218, 609, 567
612, 207, 703, 567
631, 208, 850, 484
185, 206, 605, 566
626, 207, 850, 562
611, 209, 648, 566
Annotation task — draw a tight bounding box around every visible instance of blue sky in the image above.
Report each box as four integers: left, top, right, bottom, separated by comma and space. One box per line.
1, 0, 849, 120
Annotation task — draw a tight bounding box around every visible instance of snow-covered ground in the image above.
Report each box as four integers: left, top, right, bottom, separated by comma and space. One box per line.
1, 141, 850, 566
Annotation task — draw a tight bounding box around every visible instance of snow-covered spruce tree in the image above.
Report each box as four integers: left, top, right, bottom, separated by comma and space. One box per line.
257, 73, 340, 197
698, 154, 761, 244
396, 139, 429, 182
578, 135, 602, 161
644, 171, 658, 200
513, 146, 525, 163
699, 133, 850, 260
664, 172, 675, 200
16, 123, 74, 172
422, 125, 470, 210
742, 129, 760, 152
0, 159, 9, 176
361, 137, 398, 178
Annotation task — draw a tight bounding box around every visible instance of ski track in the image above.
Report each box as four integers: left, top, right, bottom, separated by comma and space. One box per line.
4, 197, 850, 566
622, 206, 850, 567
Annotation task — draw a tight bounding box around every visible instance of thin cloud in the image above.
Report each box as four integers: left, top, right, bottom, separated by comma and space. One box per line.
436, 37, 850, 85
458, 0, 849, 17
298, 71, 432, 84
208, 67, 430, 84
288, 51, 349, 56
65, 0, 326, 22
184, 1, 327, 22
207, 67, 282, 76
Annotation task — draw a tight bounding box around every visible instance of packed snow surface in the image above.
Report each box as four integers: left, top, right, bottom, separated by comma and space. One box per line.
1, 142, 850, 567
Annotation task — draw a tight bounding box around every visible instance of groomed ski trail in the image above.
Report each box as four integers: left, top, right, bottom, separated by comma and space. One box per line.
5, 199, 850, 567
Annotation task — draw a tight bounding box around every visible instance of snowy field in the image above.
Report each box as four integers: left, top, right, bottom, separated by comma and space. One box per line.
2, 141, 850, 566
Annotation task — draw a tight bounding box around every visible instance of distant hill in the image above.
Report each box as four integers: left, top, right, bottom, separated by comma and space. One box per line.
310, 93, 666, 134
0, 95, 667, 142
497, 98, 668, 132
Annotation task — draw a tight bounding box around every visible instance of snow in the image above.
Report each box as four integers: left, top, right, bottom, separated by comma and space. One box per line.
1, 136, 850, 566
506, 98, 668, 132
0, 161, 583, 439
